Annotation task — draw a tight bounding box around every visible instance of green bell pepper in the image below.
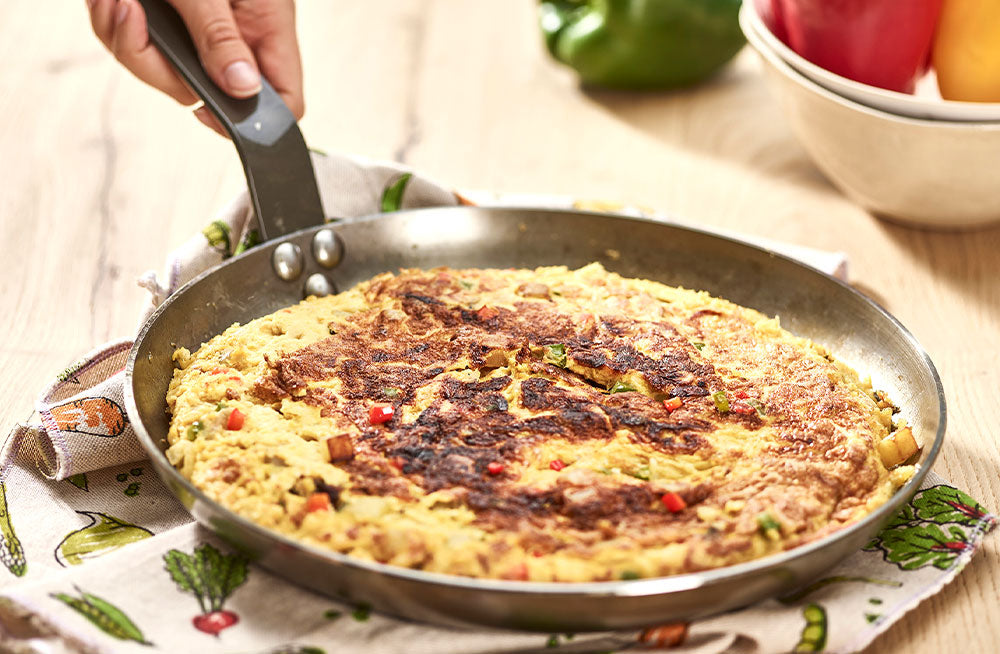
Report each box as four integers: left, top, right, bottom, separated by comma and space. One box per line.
540, 0, 746, 90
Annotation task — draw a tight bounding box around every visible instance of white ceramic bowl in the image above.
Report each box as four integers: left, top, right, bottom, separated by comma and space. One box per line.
739, 4, 1000, 229
743, 0, 1000, 123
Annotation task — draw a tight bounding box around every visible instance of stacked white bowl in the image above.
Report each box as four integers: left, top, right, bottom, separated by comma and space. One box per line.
739, 2, 1000, 229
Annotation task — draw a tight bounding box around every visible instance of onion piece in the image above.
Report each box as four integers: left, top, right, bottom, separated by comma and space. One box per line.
878, 426, 919, 468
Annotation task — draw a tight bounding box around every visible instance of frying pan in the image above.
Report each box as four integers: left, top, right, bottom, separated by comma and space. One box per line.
125, 0, 945, 632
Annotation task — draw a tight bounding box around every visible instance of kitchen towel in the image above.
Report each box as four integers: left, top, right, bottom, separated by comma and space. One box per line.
0, 151, 992, 654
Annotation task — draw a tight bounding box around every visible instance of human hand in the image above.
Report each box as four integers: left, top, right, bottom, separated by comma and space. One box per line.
88, 0, 304, 136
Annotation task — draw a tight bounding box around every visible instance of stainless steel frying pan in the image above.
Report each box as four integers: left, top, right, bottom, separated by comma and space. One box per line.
125, 0, 945, 632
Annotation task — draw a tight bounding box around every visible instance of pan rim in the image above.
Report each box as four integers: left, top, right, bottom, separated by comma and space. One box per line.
124, 205, 946, 598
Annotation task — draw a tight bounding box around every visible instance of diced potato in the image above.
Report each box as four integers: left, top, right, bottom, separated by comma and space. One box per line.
325, 435, 354, 462
878, 427, 919, 468
483, 349, 509, 367
697, 506, 722, 522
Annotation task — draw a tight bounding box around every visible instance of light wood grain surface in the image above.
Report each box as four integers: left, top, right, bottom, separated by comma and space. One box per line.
2, 1, 998, 651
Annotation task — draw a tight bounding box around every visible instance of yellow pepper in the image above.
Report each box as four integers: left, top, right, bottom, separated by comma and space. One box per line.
932, 0, 1000, 102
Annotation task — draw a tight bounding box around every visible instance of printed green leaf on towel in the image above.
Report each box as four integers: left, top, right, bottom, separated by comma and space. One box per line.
877, 523, 971, 570
202, 220, 231, 255
883, 501, 917, 532
51, 588, 151, 645
380, 173, 412, 212
164, 542, 248, 635
66, 473, 89, 492
56, 512, 152, 566
204, 220, 261, 258
234, 228, 261, 256
351, 603, 371, 621
912, 485, 989, 527
866, 484, 996, 571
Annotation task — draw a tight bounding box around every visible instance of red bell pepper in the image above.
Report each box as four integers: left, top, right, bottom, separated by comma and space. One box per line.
754, 0, 787, 42
368, 404, 394, 425
306, 492, 332, 513
661, 492, 687, 513
771, 0, 943, 93
225, 408, 244, 431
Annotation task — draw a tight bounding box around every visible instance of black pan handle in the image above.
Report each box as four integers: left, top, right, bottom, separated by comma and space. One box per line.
137, 0, 324, 241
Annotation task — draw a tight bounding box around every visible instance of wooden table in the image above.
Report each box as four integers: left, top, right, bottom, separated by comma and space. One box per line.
1, 1, 997, 651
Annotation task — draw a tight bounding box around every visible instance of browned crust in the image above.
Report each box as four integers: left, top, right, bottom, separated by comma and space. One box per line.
239, 268, 885, 554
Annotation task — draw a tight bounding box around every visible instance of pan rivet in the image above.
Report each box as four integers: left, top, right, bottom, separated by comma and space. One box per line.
272, 242, 304, 281
304, 273, 335, 297
312, 229, 343, 268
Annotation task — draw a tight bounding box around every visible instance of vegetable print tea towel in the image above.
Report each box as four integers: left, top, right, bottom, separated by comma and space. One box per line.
0, 456, 993, 654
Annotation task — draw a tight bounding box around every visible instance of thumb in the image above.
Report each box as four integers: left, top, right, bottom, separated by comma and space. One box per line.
168, 0, 261, 98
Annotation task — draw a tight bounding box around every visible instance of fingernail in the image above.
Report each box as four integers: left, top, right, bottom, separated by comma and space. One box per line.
114, 0, 129, 25
223, 61, 261, 94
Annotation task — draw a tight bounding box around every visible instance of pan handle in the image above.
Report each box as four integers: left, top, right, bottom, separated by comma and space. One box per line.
137, 0, 324, 241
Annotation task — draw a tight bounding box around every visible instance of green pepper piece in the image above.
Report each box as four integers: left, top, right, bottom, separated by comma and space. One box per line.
609, 381, 636, 394
628, 465, 651, 480
544, 343, 568, 368
540, 0, 746, 90
757, 512, 781, 533
185, 421, 203, 441
747, 398, 767, 418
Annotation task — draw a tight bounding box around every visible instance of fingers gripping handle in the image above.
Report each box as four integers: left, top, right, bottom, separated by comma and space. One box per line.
137, 0, 324, 240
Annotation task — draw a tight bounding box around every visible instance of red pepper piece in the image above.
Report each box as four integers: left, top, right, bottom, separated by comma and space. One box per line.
476, 306, 500, 321
730, 402, 756, 415
734, 390, 749, 399
388, 456, 406, 470
774, 0, 942, 93
209, 367, 228, 375
228, 376, 241, 381
487, 461, 504, 475
663, 397, 683, 412
550, 459, 566, 471
306, 492, 331, 512
369, 404, 394, 425
503, 562, 529, 580
225, 408, 244, 430
661, 492, 687, 513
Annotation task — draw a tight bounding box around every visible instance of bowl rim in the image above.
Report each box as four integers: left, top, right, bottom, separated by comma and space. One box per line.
739, 4, 1000, 131
742, 0, 1000, 123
